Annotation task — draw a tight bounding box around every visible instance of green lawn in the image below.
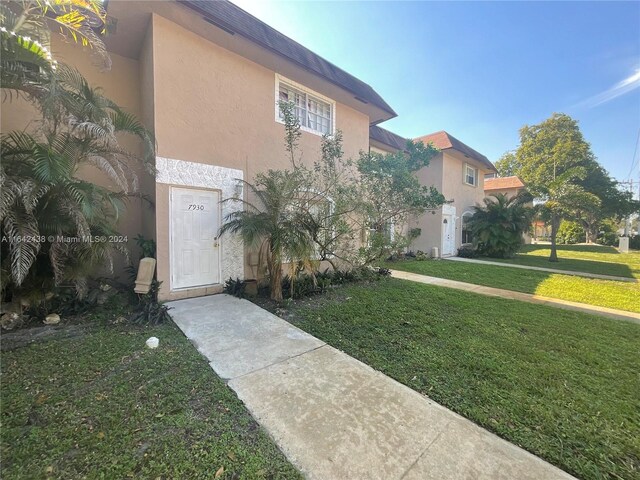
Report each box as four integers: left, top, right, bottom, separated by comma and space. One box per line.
386, 259, 640, 313
1, 316, 300, 479
287, 279, 640, 480
489, 244, 640, 279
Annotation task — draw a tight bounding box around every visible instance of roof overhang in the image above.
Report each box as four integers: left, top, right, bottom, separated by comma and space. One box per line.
102, 1, 396, 124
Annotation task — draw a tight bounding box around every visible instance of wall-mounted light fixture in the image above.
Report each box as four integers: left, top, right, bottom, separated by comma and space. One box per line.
234, 179, 244, 198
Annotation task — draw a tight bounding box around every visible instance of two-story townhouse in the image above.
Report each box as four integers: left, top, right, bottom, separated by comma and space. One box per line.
2, 1, 397, 300
368, 128, 497, 257
411, 131, 496, 256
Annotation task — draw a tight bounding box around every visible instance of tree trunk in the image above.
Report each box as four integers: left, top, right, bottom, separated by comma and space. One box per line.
267, 248, 283, 302
549, 214, 560, 262
585, 225, 597, 244
270, 262, 283, 302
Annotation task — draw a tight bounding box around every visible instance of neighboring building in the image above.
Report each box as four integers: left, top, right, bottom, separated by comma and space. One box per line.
369, 125, 408, 154
411, 131, 497, 257
484, 176, 532, 244
366, 128, 497, 257
2, 1, 396, 300
484, 176, 526, 198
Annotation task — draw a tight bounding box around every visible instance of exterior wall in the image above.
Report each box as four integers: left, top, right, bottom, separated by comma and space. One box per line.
441, 150, 490, 252
484, 187, 520, 198
2, 13, 373, 300
370, 145, 392, 155
409, 153, 444, 254
1, 36, 149, 276
410, 150, 493, 256
149, 15, 371, 299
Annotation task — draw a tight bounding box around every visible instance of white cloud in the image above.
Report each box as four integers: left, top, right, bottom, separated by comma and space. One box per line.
577, 68, 640, 108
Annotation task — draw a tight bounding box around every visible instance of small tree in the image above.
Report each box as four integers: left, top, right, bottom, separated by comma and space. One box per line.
219, 170, 314, 302
468, 192, 533, 258
220, 101, 445, 299
355, 141, 445, 263
516, 113, 596, 262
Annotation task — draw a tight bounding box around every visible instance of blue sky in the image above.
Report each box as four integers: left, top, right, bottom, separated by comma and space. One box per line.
232, 0, 640, 182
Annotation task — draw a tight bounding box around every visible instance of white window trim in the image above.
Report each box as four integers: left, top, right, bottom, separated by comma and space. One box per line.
463, 163, 478, 187
275, 73, 336, 137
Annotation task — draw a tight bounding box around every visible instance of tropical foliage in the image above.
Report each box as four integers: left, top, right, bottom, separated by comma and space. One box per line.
1, 1, 154, 303
505, 113, 638, 260
219, 101, 444, 301
468, 193, 533, 258
557, 220, 584, 244
219, 169, 315, 302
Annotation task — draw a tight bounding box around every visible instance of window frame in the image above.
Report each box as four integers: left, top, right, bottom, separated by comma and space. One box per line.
275, 74, 336, 137
461, 211, 474, 245
463, 163, 478, 187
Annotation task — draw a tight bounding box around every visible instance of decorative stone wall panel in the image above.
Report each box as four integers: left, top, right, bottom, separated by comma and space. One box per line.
156, 157, 244, 282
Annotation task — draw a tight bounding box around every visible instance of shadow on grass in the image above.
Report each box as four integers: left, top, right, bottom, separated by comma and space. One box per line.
386, 255, 640, 313
491, 244, 637, 279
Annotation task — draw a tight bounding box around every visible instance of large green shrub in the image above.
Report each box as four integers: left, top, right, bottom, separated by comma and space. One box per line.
468, 193, 533, 259
557, 220, 584, 244
595, 219, 619, 246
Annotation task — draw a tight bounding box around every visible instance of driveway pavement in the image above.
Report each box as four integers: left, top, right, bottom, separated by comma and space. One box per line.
168, 294, 575, 480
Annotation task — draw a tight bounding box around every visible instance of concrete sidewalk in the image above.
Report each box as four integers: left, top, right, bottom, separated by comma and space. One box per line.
168, 294, 574, 480
391, 269, 640, 324
445, 256, 638, 282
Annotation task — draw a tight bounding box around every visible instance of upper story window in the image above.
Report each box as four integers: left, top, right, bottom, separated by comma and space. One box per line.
276, 75, 335, 136
464, 163, 478, 187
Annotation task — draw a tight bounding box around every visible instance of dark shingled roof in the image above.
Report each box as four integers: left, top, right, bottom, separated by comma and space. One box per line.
369, 125, 408, 152
414, 131, 496, 172
180, 0, 396, 118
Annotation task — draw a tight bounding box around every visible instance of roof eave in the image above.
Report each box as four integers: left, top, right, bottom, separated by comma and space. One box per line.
179, 0, 397, 120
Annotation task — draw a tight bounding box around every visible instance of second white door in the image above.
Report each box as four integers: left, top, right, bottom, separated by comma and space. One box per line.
441, 214, 455, 256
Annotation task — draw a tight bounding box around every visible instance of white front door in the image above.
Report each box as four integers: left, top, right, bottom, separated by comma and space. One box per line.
441, 214, 455, 256
170, 187, 220, 289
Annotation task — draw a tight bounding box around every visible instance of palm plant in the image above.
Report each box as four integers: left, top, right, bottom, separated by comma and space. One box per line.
219, 170, 315, 302
1, 0, 109, 103
1, 68, 154, 299
468, 192, 533, 258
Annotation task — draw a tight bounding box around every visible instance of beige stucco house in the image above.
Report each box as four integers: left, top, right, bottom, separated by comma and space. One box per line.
369, 128, 497, 257
2, 1, 397, 300
484, 176, 533, 244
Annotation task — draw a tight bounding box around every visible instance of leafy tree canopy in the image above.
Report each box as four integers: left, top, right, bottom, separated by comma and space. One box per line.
495, 151, 521, 178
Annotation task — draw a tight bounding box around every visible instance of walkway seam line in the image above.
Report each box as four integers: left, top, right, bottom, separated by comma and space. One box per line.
398, 419, 453, 480
227, 343, 328, 382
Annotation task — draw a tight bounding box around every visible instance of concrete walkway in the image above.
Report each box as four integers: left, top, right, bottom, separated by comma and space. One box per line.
445, 256, 638, 282
391, 269, 640, 324
168, 294, 574, 480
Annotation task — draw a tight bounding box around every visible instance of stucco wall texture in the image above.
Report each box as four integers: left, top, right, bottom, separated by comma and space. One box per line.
2, 11, 373, 300
410, 150, 492, 256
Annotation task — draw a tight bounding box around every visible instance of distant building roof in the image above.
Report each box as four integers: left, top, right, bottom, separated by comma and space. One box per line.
484, 176, 526, 191
414, 131, 496, 172
181, 0, 396, 119
369, 125, 408, 152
